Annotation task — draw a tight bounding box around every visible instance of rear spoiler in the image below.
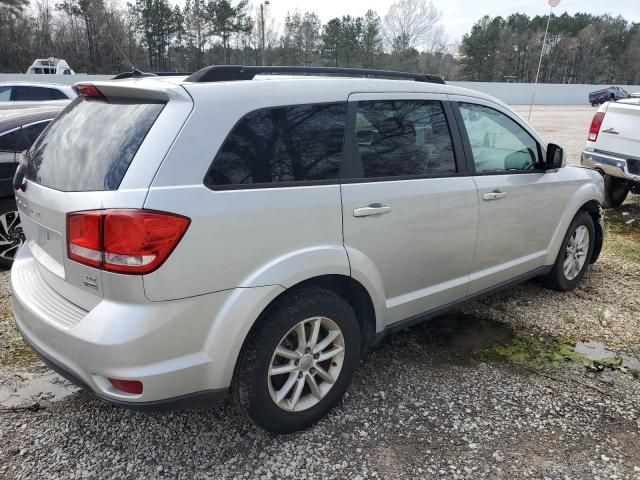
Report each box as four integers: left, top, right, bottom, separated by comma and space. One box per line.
73, 80, 190, 102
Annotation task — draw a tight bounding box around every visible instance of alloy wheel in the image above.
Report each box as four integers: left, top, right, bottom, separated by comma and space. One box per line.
268, 316, 345, 412
0, 210, 24, 263
563, 225, 589, 280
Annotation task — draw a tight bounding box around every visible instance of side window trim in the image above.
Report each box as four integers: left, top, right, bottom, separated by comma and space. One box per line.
341, 96, 465, 183
453, 100, 544, 175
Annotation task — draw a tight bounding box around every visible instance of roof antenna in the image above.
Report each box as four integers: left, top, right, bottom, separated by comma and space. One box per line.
105, 28, 155, 79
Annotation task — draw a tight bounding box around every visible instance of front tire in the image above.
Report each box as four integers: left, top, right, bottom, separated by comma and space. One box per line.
232, 287, 361, 433
603, 175, 629, 208
0, 198, 24, 269
541, 211, 595, 291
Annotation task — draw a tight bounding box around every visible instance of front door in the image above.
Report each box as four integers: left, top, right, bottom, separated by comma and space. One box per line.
341, 93, 478, 325
453, 98, 572, 294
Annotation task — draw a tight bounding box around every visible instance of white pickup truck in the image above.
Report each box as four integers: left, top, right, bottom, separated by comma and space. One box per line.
581, 98, 640, 208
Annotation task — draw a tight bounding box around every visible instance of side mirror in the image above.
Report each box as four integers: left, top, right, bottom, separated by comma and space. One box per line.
545, 143, 565, 170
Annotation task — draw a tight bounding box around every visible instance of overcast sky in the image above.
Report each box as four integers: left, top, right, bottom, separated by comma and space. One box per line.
257, 0, 640, 43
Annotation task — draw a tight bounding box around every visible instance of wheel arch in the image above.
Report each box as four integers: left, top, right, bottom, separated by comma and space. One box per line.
578, 199, 604, 263
544, 181, 604, 266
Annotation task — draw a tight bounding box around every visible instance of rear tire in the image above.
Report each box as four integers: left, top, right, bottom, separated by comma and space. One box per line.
0, 198, 24, 269
541, 211, 595, 292
603, 175, 629, 209
232, 287, 361, 433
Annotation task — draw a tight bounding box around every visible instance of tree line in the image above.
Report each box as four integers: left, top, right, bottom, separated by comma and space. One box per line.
0, 0, 639, 85
460, 13, 640, 84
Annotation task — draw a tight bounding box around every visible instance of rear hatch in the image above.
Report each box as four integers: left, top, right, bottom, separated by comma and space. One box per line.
15, 80, 193, 310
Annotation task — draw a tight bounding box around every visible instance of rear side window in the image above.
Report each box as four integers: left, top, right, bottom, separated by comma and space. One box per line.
26, 97, 164, 191
205, 102, 346, 188
0, 129, 20, 152
14, 86, 53, 101
355, 100, 456, 178
49, 89, 68, 100
16, 121, 50, 151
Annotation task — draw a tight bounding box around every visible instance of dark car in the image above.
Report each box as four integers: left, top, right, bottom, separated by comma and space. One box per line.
588, 86, 630, 106
0, 107, 62, 267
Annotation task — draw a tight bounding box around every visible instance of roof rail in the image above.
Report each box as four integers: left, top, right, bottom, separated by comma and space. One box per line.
184, 65, 445, 84
112, 69, 192, 80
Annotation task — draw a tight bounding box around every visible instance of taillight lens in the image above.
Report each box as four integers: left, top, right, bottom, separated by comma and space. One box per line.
67, 211, 102, 268
66, 210, 190, 274
588, 112, 605, 142
73, 84, 104, 98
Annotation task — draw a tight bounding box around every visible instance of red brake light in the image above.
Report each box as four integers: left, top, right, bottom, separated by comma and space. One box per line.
67, 211, 102, 268
588, 112, 605, 142
109, 378, 143, 394
73, 84, 104, 98
66, 210, 190, 274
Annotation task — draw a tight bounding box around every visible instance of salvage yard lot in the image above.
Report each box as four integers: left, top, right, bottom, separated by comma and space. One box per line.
1, 106, 639, 479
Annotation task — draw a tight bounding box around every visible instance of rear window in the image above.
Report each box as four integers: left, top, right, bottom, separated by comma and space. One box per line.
205, 102, 346, 188
26, 96, 164, 191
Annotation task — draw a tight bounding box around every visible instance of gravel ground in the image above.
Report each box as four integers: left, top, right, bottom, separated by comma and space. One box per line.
1, 105, 639, 479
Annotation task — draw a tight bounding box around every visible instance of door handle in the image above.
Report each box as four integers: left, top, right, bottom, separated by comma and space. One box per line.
353, 203, 391, 217
602, 127, 619, 135
483, 190, 507, 201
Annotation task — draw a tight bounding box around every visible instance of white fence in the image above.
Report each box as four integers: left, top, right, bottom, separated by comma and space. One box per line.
3, 73, 640, 106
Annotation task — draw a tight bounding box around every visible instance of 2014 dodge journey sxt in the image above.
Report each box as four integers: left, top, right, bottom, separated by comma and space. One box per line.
11, 66, 605, 433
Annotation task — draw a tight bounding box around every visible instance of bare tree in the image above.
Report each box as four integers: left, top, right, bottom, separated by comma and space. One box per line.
382, 0, 442, 52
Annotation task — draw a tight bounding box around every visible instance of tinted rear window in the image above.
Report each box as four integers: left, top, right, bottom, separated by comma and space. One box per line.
205, 102, 346, 188
26, 97, 164, 191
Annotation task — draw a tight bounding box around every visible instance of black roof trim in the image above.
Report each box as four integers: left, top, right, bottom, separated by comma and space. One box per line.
111, 69, 192, 80
184, 65, 445, 84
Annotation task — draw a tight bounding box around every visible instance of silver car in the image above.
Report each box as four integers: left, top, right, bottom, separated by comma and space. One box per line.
11, 67, 605, 433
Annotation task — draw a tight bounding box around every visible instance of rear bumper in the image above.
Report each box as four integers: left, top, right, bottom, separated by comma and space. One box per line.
581, 149, 640, 183
10, 244, 282, 409
16, 319, 228, 411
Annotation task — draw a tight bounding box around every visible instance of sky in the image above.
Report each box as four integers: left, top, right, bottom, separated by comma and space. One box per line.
257, 0, 640, 44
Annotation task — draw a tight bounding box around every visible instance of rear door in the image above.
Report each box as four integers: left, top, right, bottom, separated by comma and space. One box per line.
341, 93, 478, 325
15, 86, 191, 309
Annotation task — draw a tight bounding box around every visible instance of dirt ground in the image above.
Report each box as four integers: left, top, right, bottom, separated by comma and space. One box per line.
512, 105, 595, 165
0, 106, 639, 479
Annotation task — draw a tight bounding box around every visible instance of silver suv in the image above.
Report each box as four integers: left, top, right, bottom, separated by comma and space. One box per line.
11, 66, 604, 433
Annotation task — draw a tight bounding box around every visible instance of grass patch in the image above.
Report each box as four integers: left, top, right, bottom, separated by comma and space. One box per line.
479, 337, 590, 369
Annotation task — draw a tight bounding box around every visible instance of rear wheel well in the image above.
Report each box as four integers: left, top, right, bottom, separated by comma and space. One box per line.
579, 200, 603, 263
283, 275, 377, 352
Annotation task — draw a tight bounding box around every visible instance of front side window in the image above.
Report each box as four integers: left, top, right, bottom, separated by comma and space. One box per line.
459, 103, 540, 173
206, 102, 346, 187
355, 100, 456, 178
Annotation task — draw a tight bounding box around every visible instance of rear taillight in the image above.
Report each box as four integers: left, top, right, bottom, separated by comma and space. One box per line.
588, 111, 605, 142
67, 210, 190, 274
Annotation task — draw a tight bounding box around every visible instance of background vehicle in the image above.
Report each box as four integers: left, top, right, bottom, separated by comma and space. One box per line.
589, 86, 630, 106
581, 98, 640, 208
11, 67, 604, 433
0, 107, 61, 267
0, 82, 75, 110
26, 57, 75, 75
